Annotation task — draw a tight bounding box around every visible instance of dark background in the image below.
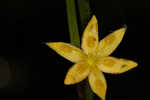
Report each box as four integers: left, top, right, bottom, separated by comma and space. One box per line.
0, 0, 148, 99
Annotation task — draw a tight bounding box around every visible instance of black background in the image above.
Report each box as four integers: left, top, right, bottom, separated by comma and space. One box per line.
0, 0, 148, 100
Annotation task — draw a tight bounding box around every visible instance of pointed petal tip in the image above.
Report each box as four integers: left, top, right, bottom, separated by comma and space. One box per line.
101, 96, 106, 100
99, 93, 106, 100
96, 90, 106, 100
64, 76, 70, 85
64, 72, 76, 85
64, 76, 75, 85
46, 42, 57, 48
119, 25, 127, 32
45, 42, 52, 46
136, 62, 138, 67
133, 61, 138, 67
64, 78, 70, 85
125, 61, 138, 73
116, 25, 127, 36
128, 60, 138, 68
116, 25, 127, 33
45, 42, 49, 46
91, 15, 97, 22
93, 14, 96, 18
123, 24, 127, 29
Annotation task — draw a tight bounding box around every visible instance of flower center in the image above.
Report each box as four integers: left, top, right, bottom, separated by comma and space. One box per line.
86, 55, 97, 66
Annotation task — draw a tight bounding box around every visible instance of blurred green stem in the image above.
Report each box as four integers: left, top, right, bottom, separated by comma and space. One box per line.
66, 0, 93, 100
66, 0, 80, 47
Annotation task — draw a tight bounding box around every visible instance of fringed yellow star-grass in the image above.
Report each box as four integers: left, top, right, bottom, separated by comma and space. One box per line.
46, 15, 138, 99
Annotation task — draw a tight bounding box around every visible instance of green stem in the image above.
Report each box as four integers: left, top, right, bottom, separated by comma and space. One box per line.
65, 0, 80, 47
85, 79, 94, 100
77, 0, 91, 30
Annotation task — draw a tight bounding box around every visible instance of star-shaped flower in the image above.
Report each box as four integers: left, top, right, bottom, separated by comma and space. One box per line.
46, 15, 138, 99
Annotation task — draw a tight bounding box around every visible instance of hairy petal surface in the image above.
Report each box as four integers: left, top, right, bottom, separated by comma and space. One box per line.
96, 56, 138, 74
64, 61, 90, 85
47, 42, 86, 63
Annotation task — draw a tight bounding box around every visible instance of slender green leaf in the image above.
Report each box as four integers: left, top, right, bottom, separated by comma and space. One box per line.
66, 0, 80, 47
77, 0, 91, 30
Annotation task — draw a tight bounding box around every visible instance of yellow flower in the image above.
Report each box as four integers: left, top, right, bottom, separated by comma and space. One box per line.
46, 15, 138, 99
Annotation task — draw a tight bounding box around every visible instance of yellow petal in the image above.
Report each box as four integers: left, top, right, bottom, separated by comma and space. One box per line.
96, 27, 126, 57
96, 56, 138, 74
88, 72, 107, 99
81, 15, 99, 55
64, 61, 90, 85
46, 42, 86, 63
